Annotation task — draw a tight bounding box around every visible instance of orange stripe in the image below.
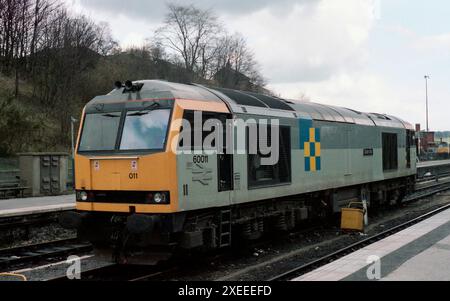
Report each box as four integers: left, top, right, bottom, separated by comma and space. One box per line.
176, 99, 230, 113
76, 202, 177, 213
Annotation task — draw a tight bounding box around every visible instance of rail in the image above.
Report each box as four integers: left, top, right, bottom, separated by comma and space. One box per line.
0, 238, 92, 272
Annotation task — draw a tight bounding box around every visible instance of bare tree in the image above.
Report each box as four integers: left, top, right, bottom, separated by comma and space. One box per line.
29, 0, 57, 68
0, 0, 62, 96
147, 39, 166, 62
154, 3, 266, 90
155, 3, 222, 81
211, 33, 265, 91
96, 22, 119, 56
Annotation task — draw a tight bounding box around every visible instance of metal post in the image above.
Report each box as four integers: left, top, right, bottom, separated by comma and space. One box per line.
71, 118, 75, 159
70, 117, 77, 190
70, 116, 78, 159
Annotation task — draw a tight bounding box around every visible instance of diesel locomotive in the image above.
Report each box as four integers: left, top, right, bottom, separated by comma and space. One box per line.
60, 80, 416, 264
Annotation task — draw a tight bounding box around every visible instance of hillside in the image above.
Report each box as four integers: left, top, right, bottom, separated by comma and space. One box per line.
0, 51, 267, 156
0, 2, 267, 156
0, 75, 64, 155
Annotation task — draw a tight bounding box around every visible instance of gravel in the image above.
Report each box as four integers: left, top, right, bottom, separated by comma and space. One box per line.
0, 222, 75, 250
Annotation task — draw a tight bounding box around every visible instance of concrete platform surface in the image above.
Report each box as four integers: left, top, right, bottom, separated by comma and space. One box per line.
418, 159, 450, 168
0, 194, 75, 217
382, 235, 450, 281
294, 207, 450, 281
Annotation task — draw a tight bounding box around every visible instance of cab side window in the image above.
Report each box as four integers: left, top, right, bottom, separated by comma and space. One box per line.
248, 124, 291, 188
382, 132, 398, 171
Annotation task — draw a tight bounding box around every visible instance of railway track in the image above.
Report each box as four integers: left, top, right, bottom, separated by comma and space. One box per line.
50, 178, 450, 282
48, 261, 178, 281
127, 267, 179, 281
0, 211, 63, 231
132, 178, 450, 282
9, 169, 450, 281
268, 200, 450, 281
408, 176, 450, 201
419, 172, 450, 183
0, 238, 92, 272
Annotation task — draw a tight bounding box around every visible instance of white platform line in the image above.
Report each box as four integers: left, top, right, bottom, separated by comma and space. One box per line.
0, 203, 75, 218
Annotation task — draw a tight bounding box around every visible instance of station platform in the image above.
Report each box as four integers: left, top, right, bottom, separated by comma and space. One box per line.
0, 194, 75, 218
417, 159, 450, 168
294, 207, 450, 281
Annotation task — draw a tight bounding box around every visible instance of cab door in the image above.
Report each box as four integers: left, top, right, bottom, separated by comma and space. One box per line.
178, 110, 233, 211
217, 113, 233, 192
406, 130, 412, 168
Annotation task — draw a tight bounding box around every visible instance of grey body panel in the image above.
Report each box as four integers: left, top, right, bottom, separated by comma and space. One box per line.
176, 114, 416, 211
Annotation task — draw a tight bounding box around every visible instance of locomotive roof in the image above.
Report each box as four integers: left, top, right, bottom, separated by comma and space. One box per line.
87, 80, 413, 130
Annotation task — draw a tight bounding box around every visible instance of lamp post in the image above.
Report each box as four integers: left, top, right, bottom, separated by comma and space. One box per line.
424, 75, 430, 132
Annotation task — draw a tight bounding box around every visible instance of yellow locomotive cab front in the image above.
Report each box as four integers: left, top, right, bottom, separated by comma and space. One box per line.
75, 153, 178, 214
73, 98, 182, 215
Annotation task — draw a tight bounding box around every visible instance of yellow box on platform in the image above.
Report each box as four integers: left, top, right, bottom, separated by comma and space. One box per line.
341, 205, 364, 232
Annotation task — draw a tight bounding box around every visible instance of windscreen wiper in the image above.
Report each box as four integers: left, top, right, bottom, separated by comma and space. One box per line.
102, 113, 120, 118
128, 102, 160, 116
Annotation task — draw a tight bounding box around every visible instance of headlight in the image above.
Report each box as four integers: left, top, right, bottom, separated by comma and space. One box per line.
145, 192, 169, 204
153, 192, 165, 203
80, 191, 88, 201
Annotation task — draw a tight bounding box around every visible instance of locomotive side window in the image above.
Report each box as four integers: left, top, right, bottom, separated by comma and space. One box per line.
79, 112, 121, 151
180, 110, 231, 151
248, 125, 291, 188
382, 132, 398, 171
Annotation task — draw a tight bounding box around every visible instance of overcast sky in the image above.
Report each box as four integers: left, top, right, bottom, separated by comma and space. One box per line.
65, 0, 450, 131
